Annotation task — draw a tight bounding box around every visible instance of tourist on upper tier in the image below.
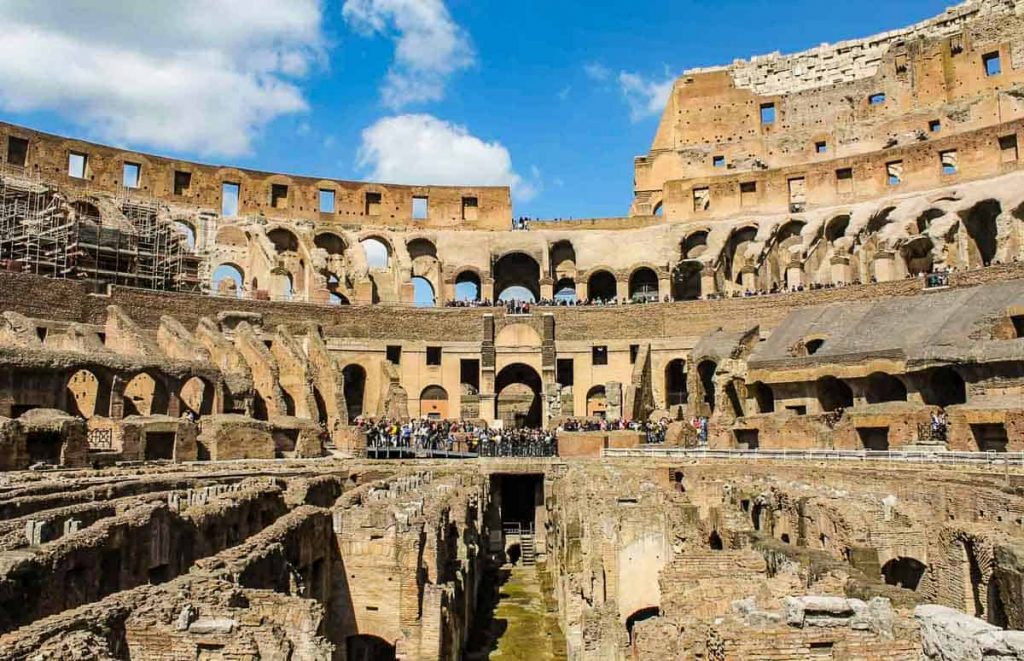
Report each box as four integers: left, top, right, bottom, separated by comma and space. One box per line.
358, 417, 557, 457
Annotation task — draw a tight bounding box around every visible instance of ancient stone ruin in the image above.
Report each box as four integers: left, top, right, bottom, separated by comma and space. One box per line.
1, 1, 1024, 658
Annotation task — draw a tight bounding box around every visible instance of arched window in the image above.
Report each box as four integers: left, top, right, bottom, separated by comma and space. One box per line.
267, 227, 299, 253
961, 199, 1001, 267
412, 276, 435, 307
361, 238, 390, 269
420, 385, 449, 419
587, 271, 617, 301
586, 385, 607, 418
681, 231, 709, 259
882, 557, 926, 591
407, 238, 438, 261
211, 264, 244, 298
123, 372, 169, 417
493, 252, 541, 302
554, 278, 577, 303
180, 377, 213, 417
629, 268, 659, 302
314, 232, 346, 256
920, 367, 967, 407
455, 271, 481, 301
173, 221, 196, 252
66, 369, 100, 418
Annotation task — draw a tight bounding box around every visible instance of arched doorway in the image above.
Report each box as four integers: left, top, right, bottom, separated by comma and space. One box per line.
961, 199, 1000, 267
342, 365, 367, 420
586, 385, 607, 418
493, 252, 541, 302
411, 276, 435, 307
346, 634, 396, 661
672, 261, 702, 300
587, 270, 617, 301
66, 369, 100, 418
123, 372, 169, 416
724, 226, 758, 284
211, 263, 245, 298
665, 359, 688, 407
314, 232, 346, 256
361, 237, 391, 269
180, 376, 213, 417
817, 376, 853, 412
864, 373, 907, 404
495, 363, 543, 428
267, 227, 299, 253
920, 367, 967, 407
455, 270, 481, 301
554, 277, 577, 303
419, 385, 449, 419
697, 360, 717, 413
625, 607, 660, 645
881, 557, 926, 590
629, 267, 659, 302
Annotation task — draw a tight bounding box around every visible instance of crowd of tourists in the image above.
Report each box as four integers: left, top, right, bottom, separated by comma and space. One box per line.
356, 417, 557, 457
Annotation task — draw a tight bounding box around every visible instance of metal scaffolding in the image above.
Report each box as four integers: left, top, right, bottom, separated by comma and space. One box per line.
0, 163, 202, 292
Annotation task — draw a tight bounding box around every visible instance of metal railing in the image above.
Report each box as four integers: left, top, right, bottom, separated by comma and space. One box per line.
602, 447, 1024, 466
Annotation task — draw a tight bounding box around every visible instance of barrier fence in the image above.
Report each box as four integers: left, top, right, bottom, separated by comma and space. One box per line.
602, 447, 1024, 466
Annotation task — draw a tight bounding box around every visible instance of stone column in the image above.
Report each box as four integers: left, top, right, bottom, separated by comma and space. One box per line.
740, 266, 758, 292
616, 276, 629, 302
830, 255, 852, 285
109, 374, 127, 421
539, 276, 554, 301
701, 265, 717, 299
575, 279, 589, 301
873, 251, 896, 282
658, 276, 671, 300
785, 262, 804, 289
481, 277, 495, 303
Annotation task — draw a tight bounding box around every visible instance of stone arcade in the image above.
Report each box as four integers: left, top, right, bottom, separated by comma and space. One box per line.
2, 1, 1024, 659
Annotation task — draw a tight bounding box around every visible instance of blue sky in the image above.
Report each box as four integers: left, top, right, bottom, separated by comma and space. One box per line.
0, 0, 951, 220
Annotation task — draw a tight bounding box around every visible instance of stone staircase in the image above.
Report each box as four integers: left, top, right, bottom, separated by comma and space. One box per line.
521, 532, 536, 566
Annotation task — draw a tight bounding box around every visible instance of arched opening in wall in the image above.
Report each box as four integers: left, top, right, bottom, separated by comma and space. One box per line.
961, 199, 1001, 267
625, 607, 660, 645
407, 237, 437, 261
411, 276, 436, 307
865, 372, 908, 404
550, 240, 576, 279
587, 270, 617, 301
180, 377, 213, 417
173, 221, 196, 252
280, 389, 296, 417
665, 359, 688, 407
921, 367, 967, 407
211, 263, 245, 298
312, 387, 328, 425
805, 338, 825, 355
902, 236, 935, 275
629, 267, 659, 302
554, 277, 577, 303
314, 232, 346, 256
681, 230, 709, 259
274, 272, 294, 302
419, 385, 449, 420
672, 260, 702, 300
881, 557, 926, 591
652, 201, 664, 217
866, 207, 897, 235
329, 292, 350, 306
825, 215, 851, 244
586, 385, 607, 418
724, 226, 758, 283
454, 270, 481, 302
495, 363, 543, 428
342, 365, 367, 421
66, 369, 100, 418
817, 376, 853, 412
917, 209, 946, 234
959, 539, 986, 619
709, 531, 724, 550
493, 252, 541, 302
72, 200, 101, 222
749, 381, 775, 413
252, 392, 268, 421
989, 578, 1010, 629
346, 635, 396, 661
772, 220, 806, 287
123, 372, 169, 417
751, 502, 765, 531
361, 237, 391, 269
267, 227, 299, 253
697, 360, 717, 413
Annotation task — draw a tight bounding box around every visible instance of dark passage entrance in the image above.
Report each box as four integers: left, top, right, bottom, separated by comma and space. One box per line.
144, 432, 175, 460
26, 432, 62, 464
881, 557, 926, 590
347, 634, 396, 661
495, 474, 543, 527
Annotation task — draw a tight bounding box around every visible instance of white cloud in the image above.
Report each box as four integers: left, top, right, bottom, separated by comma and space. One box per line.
0, 0, 324, 157
618, 71, 675, 122
584, 62, 611, 82
357, 114, 537, 200
343, 0, 473, 108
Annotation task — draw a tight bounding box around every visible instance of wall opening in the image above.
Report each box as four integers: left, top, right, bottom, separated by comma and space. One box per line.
881, 557, 925, 590
587, 270, 617, 301
26, 431, 62, 465
665, 359, 688, 407
865, 373, 907, 404
342, 364, 367, 420
972, 424, 1008, 452
144, 432, 175, 461
346, 635, 396, 661
697, 360, 717, 412
857, 427, 890, 451
817, 376, 853, 412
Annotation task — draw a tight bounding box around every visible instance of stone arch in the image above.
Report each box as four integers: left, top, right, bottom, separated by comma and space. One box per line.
267, 227, 299, 253
629, 267, 659, 302
866, 206, 897, 235
211, 263, 245, 297
314, 232, 347, 256
817, 376, 853, 412
361, 236, 391, 269
920, 367, 967, 407
960, 199, 1001, 267
916, 208, 946, 234
180, 376, 213, 417
493, 252, 541, 302
554, 277, 577, 303
697, 360, 717, 413
901, 236, 935, 275
420, 385, 449, 419
723, 225, 759, 284
864, 372, 907, 404
172, 220, 197, 252
550, 240, 577, 279
672, 260, 702, 300
665, 359, 688, 408
411, 276, 435, 307
342, 364, 367, 420
66, 368, 104, 418
625, 606, 660, 645
749, 381, 775, 414
587, 270, 617, 301
71, 200, 101, 222
681, 229, 710, 259
312, 387, 328, 425
881, 556, 926, 591
825, 215, 851, 243
123, 372, 169, 417
407, 237, 438, 261
346, 635, 396, 661
454, 269, 482, 301
586, 385, 608, 418
495, 363, 543, 428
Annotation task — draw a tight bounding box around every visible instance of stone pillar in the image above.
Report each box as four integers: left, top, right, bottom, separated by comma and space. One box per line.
109, 374, 127, 421
701, 265, 717, 299
830, 255, 852, 285
616, 276, 629, 302
785, 262, 804, 289
873, 251, 896, 283
481, 277, 495, 303
540, 277, 554, 301
658, 276, 671, 301
576, 279, 588, 301
740, 266, 758, 292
